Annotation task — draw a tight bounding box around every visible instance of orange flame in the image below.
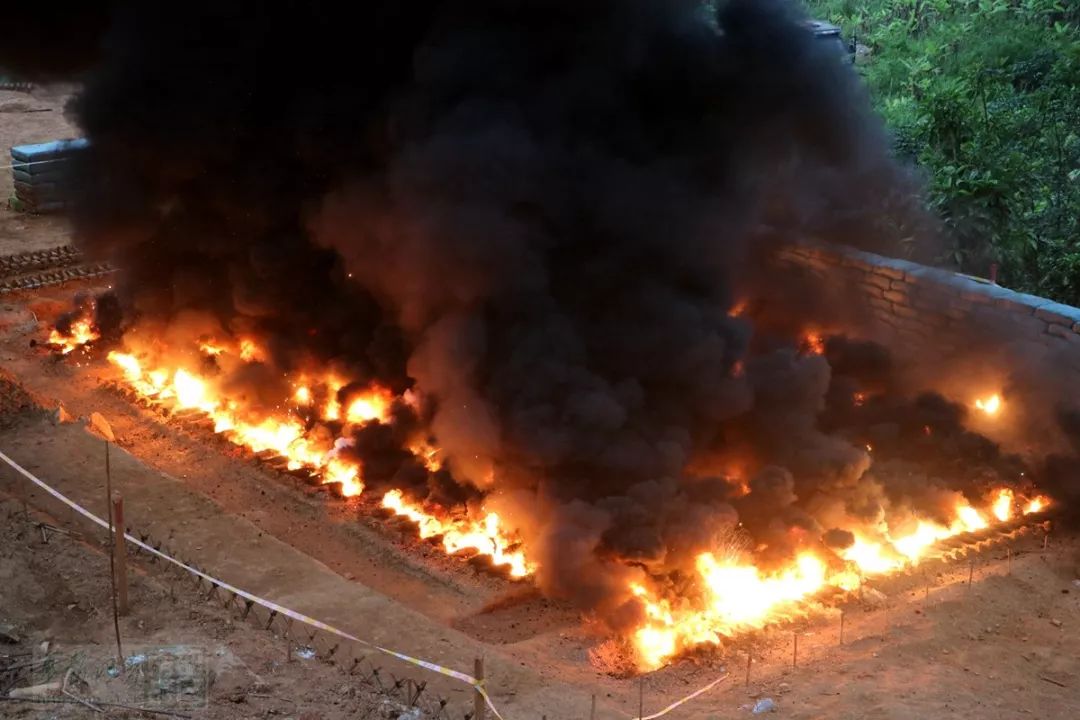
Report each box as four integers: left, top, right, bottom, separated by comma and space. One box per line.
107, 350, 371, 497
992, 488, 1014, 522
76, 335, 1058, 671
801, 332, 825, 356
975, 394, 1002, 417
104, 343, 535, 576
46, 316, 100, 355
381, 490, 532, 577
239, 338, 264, 362
345, 387, 394, 424
630, 489, 1051, 669
1024, 496, 1048, 514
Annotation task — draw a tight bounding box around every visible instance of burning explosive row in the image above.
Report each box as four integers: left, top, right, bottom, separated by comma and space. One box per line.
630, 487, 1048, 669
99, 335, 534, 579
48, 322, 1050, 671
47, 315, 100, 354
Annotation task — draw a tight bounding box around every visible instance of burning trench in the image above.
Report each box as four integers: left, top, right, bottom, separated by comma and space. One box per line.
48, 313, 532, 579
45, 307, 1055, 672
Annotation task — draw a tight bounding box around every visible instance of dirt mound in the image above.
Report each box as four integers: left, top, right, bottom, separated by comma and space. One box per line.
0, 371, 43, 425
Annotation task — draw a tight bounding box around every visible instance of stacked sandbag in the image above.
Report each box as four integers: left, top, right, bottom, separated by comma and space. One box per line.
9, 138, 88, 213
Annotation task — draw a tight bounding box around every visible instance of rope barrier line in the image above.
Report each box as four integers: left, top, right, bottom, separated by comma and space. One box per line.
0, 446, 729, 720
614, 675, 728, 720
0, 448, 504, 720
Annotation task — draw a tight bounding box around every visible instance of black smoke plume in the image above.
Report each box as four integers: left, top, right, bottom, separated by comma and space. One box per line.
17, 0, 988, 628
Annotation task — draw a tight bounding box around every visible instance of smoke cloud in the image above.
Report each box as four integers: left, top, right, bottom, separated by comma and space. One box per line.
20, 0, 1032, 630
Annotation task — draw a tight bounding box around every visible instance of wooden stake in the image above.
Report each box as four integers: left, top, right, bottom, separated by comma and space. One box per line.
792, 632, 798, 668
745, 652, 752, 688
1007, 546, 1012, 575
638, 676, 644, 720
474, 657, 486, 720
1043, 527, 1049, 551
839, 612, 845, 646
112, 496, 129, 616
103, 441, 123, 670
589, 694, 596, 720
967, 557, 974, 588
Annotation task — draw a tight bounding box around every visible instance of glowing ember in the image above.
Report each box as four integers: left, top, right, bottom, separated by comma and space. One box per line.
46, 316, 100, 355
801, 331, 825, 356
975, 393, 1002, 416
381, 490, 532, 577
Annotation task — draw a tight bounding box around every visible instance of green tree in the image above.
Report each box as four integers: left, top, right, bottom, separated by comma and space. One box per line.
804, 0, 1080, 304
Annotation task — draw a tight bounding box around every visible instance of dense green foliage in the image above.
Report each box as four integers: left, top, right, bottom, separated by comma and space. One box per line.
803, 0, 1080, 303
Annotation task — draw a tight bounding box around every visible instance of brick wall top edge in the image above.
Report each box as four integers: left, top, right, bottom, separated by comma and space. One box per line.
790, 239, 1065, 318
1034, 301, 1080, 326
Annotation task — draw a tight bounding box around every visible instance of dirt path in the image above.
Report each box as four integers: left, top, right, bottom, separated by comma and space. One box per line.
0, 491, 458, 719
0, 412, 601, 720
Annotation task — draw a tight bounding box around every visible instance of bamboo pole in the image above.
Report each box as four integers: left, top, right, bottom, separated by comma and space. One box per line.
474, 657, 486, 720
103, 440, 123, 670
112, 496, 128, 615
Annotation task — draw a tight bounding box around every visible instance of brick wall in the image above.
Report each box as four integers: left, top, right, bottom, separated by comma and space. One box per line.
774, 242, 1080, 376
